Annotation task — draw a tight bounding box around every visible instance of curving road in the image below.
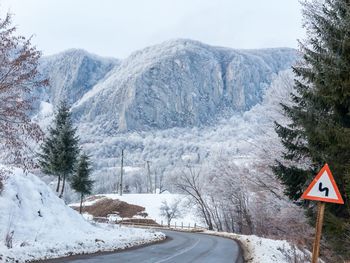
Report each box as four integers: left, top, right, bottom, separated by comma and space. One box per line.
43, 230, 243, 263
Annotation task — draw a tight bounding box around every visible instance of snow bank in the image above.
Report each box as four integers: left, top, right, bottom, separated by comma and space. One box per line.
0, 167, 165, 262
205, 231, 312, 263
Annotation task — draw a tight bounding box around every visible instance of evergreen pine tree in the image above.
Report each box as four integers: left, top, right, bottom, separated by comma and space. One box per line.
71, 153, 94, 214
38, 101, 80, 197
273, 0, 350, 257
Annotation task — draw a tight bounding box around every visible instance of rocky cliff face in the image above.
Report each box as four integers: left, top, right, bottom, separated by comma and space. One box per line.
36, 39, 298, 132
37, 49, 119, 107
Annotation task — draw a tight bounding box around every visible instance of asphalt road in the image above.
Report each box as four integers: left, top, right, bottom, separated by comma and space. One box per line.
44, 230, 243, 263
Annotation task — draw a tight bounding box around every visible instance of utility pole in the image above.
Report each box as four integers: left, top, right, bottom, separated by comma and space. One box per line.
146, 161, 152, 193
146, 161, 148, 193
154, 170, 157, 194
119, 149, 124, 196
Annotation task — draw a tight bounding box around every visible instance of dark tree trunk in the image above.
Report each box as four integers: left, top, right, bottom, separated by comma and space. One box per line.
207, 220, 214, 230
56, 175, 61, 193
79, 193, 83, 214
59, 174, 66, 198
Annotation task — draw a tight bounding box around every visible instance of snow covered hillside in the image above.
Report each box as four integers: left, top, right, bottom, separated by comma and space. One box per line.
0, 167, 164, 262
71, 39, 298, 131
33, 39, 298, 132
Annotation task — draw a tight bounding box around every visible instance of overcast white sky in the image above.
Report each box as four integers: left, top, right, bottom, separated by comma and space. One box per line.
1, 0, 304, 58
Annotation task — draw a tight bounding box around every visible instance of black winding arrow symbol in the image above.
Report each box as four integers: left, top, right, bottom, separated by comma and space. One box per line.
318, 182, 329, 197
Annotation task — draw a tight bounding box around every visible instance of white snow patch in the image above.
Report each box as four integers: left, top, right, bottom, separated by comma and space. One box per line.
0, 167, 165, 262
205, 231, 314, 263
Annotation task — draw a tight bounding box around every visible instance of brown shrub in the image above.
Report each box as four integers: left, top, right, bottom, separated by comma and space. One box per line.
72, 198, 145, 218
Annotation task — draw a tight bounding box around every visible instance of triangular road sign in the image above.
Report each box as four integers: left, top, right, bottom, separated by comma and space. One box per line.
301, 164, 344, 204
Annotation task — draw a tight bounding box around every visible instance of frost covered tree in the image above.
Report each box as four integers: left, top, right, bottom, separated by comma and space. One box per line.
160, 199, 181, 227
0, 13, 48, 168
175, 166, 214, 230
71, 153, 94, 214
273, 0, 350, 258
38, 101, 80, 198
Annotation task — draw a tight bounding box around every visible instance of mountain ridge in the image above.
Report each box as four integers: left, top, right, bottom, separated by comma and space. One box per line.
38, 39, 297, 132
33, 39, 299, 134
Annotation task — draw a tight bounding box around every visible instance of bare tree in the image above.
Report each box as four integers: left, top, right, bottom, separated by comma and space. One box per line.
208, 157, 314, 243
175, 166, 214, 230
160, 199, 181, 227
0, 13, 48, 169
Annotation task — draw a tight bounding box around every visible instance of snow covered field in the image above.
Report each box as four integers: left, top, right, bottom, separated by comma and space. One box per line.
0, 167, 165, 263
72, 193, 201, 227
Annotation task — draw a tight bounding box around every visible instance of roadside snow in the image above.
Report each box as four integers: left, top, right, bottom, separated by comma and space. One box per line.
0, 167, 165, 263
205, 231, 312, 263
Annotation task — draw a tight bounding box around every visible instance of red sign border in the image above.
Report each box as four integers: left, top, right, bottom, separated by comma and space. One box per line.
301, 164, 344, 204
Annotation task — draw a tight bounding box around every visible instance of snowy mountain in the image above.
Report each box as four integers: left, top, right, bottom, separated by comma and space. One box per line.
31, 39, 299, 201
73, 39, 297, 131
35, 39, 298, 132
